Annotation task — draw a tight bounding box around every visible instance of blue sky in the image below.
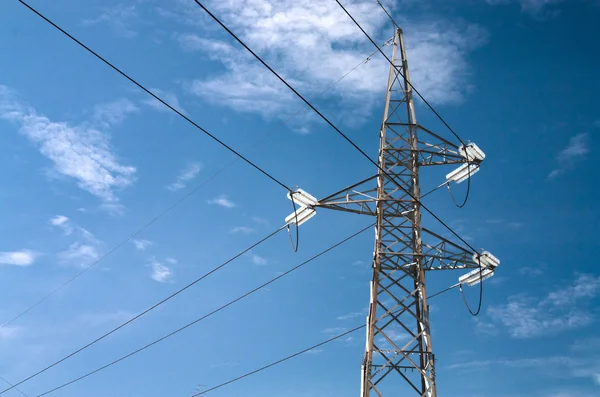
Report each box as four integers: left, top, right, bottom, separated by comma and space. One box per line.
0, 0, 599, 397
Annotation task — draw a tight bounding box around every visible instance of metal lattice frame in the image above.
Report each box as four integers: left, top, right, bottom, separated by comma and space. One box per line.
314, 28, 479, 397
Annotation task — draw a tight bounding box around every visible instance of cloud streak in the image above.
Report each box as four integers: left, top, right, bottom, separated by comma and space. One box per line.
174, 0, 486, 122
82, 4, 139, 38
548, 133, 590, 179
0, 85, 137, 203
481, 274, 600, 338
166, 161, 202, 191
208, 195, 236, 208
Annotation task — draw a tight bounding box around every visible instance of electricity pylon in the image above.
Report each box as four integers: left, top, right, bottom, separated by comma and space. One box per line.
287, 28, 497, 397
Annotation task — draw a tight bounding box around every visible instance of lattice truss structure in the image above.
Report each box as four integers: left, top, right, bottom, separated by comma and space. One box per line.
285, 28, 499, 397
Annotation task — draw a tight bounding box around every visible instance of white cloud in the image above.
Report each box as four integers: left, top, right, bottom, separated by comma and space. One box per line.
305, 348, 324, 355
0, 326, 20, 340
150, 260, 173, 283
59, 227, 103, 267
0, 86, 136, 203
252, 216, 269, 226
252, 254, 267, 266
176, 0, 486, 122
99, 202, 127, 217
485, 0, 563, 15
208, 195, 237, 208
518, 266, 543, 276
92, 98, 139, 128
166, 257, 178, 265
49, 215, 73, 235
548, 133, 590, 179
166, 162, 202, 191
543, 274, 600, 307
61, 243, 100, 266
337, 311, 365, 321
82, 4, 139, 38
449, 353, 600, 386
483, 274, 599, 338
0, 250, 36, 266
142, 88, 187, 115
132, 239, 153, 251
230, 226, 254, 234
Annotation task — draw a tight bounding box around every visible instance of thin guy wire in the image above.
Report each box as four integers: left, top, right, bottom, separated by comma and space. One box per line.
189, 280, 462, 397
335, 0, 468, 148
0, 18, 383, 332
16, 0, 291, 192
191, 0, 478, 253
0, 225, 287, 395
0, 376, 28, 397
192, 324, 365, 396
31, 224, 374, 397
376, 1, 399, 29
360, 0, 476, 208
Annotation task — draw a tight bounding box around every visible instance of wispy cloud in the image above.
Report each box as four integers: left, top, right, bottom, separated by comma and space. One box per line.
92, 98, 139, 128
485, 0, 563, 16
82, 4, 139, 38
543, 274, 600, 307
60, 227, 103, 268
0, 85, 136, 203
208, 195, 237, 208
99, 202, 127, 217
49, 215, 73, 235
173, 0, 486, 123
0, 326, 20, 340
166, 161, 202, 191
132, 239, 153, 251
517, 266, 543, 276
337, 311, 365, 321
251, 254, 267, 266
548, 133, 590, 179
150, 259, 173, 283
0, 250, 36, 266
142, 88, 187, 115
481, 274, 599, 338
448, 350, 600, 386
230, 226, 254, 234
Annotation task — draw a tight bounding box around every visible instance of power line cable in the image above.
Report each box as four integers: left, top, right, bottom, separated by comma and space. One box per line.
336, 0, 467, 147
30, 224, 374, 397
0, 14, 384, 332
0, 225, 287, 395
0, 376, 28, 397
191, 0, 479, 253
459, 257, 484, 317
192, 325, 365, 396
191, 279, 476, 396
337, 0, 477, 207
376, 1, 399, 29
16, 0, 291, 193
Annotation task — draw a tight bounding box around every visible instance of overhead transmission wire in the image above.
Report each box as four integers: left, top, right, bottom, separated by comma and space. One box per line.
4, 0, 386, 332
190, 283, 461, 396
16, 0, 291, 192
0, 376, 27, 397
191, 0, 480, 255
33, 242, 468, 397
28, 224, 374, 397
338, 0, 485, 311
0, 224, 288, 395
339, 0, 476, 208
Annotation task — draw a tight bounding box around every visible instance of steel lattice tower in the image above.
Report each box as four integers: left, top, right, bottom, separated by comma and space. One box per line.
293, 28, 494, 397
